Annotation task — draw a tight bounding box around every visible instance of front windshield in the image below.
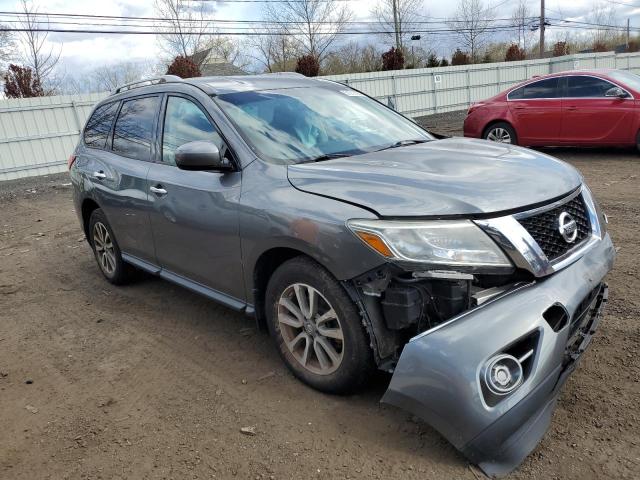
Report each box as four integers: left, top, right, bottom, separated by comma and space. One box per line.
213, 86, 432, 164
609, 70, 640, 92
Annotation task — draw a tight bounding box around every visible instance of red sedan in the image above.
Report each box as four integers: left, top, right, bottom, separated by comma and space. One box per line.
463, 69, 640, 149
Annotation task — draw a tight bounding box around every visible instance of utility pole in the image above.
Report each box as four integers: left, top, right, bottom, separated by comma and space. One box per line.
627, 18, 630, 49
539, 0, 545, 58
392, 0, 401, 52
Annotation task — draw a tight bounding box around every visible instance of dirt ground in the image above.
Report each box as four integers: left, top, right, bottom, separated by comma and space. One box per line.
1, 114, 639, 479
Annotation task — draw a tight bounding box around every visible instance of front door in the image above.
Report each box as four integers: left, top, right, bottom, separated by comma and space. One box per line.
146, 94, 244, 301
508, 77, 562, 145
560, 75, 634, 144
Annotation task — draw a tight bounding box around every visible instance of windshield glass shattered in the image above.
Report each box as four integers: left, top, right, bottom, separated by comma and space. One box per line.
213, 86, 432, 164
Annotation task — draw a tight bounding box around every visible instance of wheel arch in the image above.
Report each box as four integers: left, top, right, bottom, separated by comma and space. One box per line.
81, 198, 101, 240
252, 246, 330, 329
482, 119, 517, 140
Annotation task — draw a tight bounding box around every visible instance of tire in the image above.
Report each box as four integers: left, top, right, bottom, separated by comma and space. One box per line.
483, 122, 517, 145
88, 208, 134, 285
265, 256, 374, 394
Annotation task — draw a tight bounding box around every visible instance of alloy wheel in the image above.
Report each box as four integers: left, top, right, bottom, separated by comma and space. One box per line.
92, 222, 116, 277
486, 127, 512, 143
277, 283, 344, 375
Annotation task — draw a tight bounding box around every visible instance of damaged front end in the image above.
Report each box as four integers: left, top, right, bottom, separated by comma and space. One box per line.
345, 186, 615, 477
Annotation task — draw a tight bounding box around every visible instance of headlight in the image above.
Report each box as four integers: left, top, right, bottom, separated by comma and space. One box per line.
347, 219, 512, 269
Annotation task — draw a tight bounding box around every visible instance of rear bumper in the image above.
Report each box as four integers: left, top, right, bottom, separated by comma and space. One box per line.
382, 233, 615, 477
463, 113, 482, 138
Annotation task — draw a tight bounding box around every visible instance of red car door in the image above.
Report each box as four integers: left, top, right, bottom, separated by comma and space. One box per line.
508, 77, 562, 145
561, 75, 634, 144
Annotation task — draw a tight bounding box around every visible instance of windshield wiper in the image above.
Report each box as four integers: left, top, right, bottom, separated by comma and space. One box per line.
303, 153, 352, 163
376, 139, 430, 152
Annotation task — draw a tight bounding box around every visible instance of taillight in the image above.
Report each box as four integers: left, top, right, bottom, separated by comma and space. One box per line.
68, 154, 77, 170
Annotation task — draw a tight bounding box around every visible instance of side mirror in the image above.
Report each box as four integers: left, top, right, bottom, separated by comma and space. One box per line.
604, 86, 628, 98
174, 141, 233, 171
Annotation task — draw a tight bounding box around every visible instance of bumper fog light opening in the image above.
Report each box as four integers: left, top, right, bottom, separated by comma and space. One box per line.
484, 354, 524, 396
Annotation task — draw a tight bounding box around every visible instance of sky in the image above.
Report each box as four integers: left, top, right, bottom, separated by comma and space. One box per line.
2, 0, 640, 78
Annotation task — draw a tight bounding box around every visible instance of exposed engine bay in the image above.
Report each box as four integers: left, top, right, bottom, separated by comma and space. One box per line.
348, 264, 531, 369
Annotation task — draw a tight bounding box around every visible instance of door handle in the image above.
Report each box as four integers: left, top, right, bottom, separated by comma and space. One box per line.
150, 185, 168, 196
566, 106, 578, 111
513, 105, 526, 110
92, 171, 107, 180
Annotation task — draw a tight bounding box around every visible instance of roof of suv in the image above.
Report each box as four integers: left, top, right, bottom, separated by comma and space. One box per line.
109, 72, 332, 99
191, 73, 330, 95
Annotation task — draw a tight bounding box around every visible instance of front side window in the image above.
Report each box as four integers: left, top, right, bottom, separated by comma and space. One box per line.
567, 76, 616, 97
112, 96, 160, 161
509, 78, 559, 100
213, 86, 432, 164
162, 96, 222, 165
84, 102, 119, 149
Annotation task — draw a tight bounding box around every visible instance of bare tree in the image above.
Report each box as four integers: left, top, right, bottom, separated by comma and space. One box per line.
511, 0, 533, 52
247, 29, 299, 73
91, 61, 156, 92
263, 0, 352, 64
208, 36, 251, 70
372, 0, 425, 52
154, 0, 215, 59
17, 0, 61, 93
588, 1, 619, 47
1, 25, 15, 65
323, 41, 382, 74
447, 0, 494, 62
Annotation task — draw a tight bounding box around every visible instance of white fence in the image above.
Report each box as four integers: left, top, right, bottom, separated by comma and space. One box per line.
2, 51, 640, 181
0, 92, 107, 181
322, 51, 640, 117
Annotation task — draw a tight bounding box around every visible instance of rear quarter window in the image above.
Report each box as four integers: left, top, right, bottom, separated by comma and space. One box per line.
83, 102, 119, 149
112, 96, 161, 162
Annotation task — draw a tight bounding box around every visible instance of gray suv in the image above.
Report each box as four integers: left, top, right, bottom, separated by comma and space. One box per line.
70, 73, 615, 476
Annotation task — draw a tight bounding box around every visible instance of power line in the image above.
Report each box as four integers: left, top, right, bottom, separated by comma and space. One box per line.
0, 9, 633, 38
0, 11, 537, 26
0, 26, 526, 35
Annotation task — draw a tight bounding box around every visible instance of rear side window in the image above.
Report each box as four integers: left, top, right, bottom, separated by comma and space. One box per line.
509, 78, 559, 99
567, 76, 615, 97
162, 96, 222, 165
83, 102, 119, 149
112, 96, 160, 161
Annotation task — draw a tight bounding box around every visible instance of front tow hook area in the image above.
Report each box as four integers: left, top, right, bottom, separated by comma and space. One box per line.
381, 235, 614, 477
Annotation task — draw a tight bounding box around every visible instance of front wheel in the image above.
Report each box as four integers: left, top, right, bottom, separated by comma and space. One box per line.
483, 122, 517, 145
265, 257, 374, 394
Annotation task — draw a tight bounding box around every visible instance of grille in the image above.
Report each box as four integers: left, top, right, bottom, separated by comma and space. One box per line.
518, 194, 591, 261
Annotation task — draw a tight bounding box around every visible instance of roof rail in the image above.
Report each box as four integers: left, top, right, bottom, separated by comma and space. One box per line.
113, 75, 182, 95
269, 72, 305, 77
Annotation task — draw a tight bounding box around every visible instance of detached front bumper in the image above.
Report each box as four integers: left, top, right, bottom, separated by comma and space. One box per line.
382, 233, 615, 477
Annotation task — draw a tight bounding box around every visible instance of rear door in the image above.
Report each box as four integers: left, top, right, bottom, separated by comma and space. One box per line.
560, 75, 634, 144
508, 77, 562, 145
78, 96, 159, 264
146, 94, 244, 301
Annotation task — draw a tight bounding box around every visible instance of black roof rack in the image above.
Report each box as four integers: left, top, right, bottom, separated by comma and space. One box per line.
112, 75, 182, 94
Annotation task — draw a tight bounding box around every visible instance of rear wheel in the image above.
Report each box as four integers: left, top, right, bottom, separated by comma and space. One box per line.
265, 257, 374, 394
483, 122, 517, 145
88, 208, 134, 285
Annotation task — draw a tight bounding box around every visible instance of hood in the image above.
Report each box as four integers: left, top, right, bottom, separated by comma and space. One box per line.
287, 138, 582, 217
